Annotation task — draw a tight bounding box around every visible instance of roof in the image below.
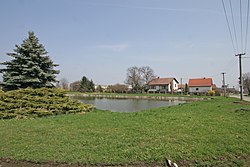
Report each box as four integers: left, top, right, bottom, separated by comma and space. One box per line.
188, 78, 213, 87
148, 78, 178, 85
212, 84, 217, 89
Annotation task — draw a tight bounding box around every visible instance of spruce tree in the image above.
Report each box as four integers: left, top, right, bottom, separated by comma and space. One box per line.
0, 31, 59, 90
79, 76, 89, 92
184, 83, 189, 94
79, 76, 95, 92
89, 80, 95, 92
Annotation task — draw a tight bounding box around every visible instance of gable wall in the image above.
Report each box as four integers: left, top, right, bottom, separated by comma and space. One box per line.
189, 86, 212, 93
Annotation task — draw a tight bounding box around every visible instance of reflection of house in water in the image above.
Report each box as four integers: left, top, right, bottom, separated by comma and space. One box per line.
148, 77, 179, 93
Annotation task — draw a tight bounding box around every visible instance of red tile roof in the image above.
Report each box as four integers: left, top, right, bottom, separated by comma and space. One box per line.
148, 78, 177, 85
188, 78, 213, 87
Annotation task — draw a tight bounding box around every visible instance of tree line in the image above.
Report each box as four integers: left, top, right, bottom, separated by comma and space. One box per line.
0, 31, 250, 95
69, 76, 95, 92
57, 79, 129, 93
58, 66, 156, 93
57, 70, 250, 95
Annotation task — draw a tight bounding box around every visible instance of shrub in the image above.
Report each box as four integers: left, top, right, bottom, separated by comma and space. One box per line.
0, 88, 95, 119
215, 90, 221, 96
207, 90, 215, 96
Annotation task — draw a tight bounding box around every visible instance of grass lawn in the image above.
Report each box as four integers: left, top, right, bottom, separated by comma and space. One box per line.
0, 97, 250, 166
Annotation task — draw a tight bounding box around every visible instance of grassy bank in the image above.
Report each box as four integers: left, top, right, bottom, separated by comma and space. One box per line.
0, 97, 250, 166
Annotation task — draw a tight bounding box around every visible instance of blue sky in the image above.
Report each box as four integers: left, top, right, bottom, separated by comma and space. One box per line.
0, 0, 249, 88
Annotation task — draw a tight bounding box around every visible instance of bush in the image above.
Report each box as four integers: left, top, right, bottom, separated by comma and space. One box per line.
215, 90, 221, 96
207, 90, 215, 96
0, 88, 95, 119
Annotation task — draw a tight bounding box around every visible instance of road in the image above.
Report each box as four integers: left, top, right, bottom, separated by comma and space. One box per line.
229, 94, 250, 102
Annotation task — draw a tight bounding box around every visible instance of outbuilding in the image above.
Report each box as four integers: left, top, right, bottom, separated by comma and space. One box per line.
188, 78, 213, 94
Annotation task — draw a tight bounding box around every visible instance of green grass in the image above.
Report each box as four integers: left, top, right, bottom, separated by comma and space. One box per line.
0, 97, 250, 166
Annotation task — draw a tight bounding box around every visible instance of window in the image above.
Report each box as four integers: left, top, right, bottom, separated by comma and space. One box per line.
196, 88, 199, 91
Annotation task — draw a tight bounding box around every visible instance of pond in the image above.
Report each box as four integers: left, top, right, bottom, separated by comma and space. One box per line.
72, 96, 186, 112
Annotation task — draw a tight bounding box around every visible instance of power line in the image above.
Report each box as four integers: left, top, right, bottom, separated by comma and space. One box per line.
245, 0, 250, 53
222, 58, 238, 72
229, 0, 239, 53
221, 0, 237, 54
221, 0, 249, 100
240, 0, 243, 53
222, 0, 250, 54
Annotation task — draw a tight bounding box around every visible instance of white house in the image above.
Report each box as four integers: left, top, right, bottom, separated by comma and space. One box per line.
188, 78, 213, 94
148, 77, 179, 93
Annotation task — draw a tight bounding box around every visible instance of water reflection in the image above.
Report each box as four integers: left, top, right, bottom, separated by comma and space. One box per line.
73, 97, 185, 112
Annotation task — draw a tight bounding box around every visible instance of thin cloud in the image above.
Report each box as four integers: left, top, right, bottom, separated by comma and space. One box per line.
95, 44, 129, 52
87, 3, 222, 15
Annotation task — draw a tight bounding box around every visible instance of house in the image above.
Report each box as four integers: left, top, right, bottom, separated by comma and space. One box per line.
178, 84, 186, 93
148, 77, 179, 93
188, 78, 213, 94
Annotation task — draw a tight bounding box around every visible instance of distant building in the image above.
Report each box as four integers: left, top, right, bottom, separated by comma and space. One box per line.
227, 87, 238, 94
94, 85, 108, 90
178, 84, 186, 93
94, 85, 108, 92
148, 77, 179, 93
188, 78, 213, 94
216, 87, 238, 94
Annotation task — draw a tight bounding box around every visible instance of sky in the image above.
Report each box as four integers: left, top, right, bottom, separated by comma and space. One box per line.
0, 0, 250, 88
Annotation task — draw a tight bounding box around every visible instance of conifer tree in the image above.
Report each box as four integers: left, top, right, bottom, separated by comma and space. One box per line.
184, 83, 189, 94
0, 31, 59, 90
89, 80, 95, 92
79, 76, 95, 92
79, 76, 89, 92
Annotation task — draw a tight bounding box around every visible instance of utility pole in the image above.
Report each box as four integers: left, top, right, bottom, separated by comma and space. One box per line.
235, 53, 245, 100
221, 72, 226, 97
180, 78, 183, 95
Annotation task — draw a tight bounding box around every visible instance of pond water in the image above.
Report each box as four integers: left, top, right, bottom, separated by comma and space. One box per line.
73, 97, 186, 112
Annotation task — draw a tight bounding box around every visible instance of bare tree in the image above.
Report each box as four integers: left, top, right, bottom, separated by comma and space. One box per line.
125, 66, 156, 92
125, 66, 143, 92
107, 84, 128, 93
57, 78, 69, 90
70, 81, 80, 92
243, 72, 250, 95
140, 66, 156, 86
